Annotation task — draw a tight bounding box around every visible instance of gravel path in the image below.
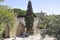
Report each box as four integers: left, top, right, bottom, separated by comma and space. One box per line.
4, 33, 56, 40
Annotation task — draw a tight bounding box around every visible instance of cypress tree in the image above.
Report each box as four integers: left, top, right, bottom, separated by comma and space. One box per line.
25, 0, 34, 34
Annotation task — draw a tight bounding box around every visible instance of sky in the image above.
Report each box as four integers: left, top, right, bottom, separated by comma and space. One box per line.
0, 0, 60, 15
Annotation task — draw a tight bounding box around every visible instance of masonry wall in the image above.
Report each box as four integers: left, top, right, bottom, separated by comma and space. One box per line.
10, 17, 40, 37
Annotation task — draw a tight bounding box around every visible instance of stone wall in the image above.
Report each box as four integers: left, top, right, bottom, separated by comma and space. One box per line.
18, 17, 40, 34
10, 20, 19, 37
5, 17, 40, 37
10, 19, 25, 37
16, 22, 25, 36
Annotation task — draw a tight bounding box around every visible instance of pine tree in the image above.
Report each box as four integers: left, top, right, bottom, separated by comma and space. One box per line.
25, 0, 34, 34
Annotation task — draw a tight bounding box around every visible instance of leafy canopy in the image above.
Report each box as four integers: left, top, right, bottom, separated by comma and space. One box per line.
41, 15, 60, 39
0, 0, 4, 2
0, 8, 15, 32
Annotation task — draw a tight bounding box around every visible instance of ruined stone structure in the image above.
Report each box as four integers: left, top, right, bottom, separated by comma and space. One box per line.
3, 17, 40, 37
16, 17, 40, 35
3, 24, 10, 38
3, 13, 46, 38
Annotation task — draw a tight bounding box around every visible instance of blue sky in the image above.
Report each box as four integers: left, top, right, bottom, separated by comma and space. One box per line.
0, 0, 60, 15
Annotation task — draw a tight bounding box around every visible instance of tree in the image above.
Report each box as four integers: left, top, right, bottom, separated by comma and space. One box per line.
25, 0, 34, 34
41, 15, 60, 40
13, 8, 36, 18
13, 8, 26, 17
0, 6, 16, 39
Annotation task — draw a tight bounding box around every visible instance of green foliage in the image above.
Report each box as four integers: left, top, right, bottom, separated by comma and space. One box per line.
0, 5, 16, 39
41, 15, 60, 39
13, 8, 36, 17
25, 0, 34, 30
0, 0, 4, 2
0, 5, 9, 9
38, 22, 47, 29
0, 8, 15, 33
38, 15, 47, 29
13, 8, 26, 17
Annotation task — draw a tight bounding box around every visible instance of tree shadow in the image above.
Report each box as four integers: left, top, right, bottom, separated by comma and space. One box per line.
16, 33, 29, 38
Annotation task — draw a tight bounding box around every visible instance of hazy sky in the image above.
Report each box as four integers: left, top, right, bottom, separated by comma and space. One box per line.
0, 0, 60, 15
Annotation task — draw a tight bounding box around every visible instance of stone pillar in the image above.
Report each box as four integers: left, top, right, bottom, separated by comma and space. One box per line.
16, 22, 25, 36
3, 24, 10, 38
